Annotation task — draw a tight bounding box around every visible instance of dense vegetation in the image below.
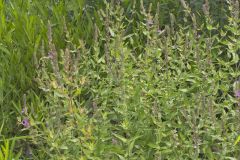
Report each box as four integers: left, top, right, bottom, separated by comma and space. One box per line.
0, 0, 240, 159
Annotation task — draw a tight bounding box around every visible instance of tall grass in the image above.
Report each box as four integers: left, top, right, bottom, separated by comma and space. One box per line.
0, 0, 240, 159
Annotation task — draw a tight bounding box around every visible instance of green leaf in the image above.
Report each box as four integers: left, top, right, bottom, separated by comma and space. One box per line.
128, 135, 142, 155
109, 28, 115, 37
234, 135, 240, 145
179, 89, 188, 93
60, 145, 68, 150
0, 44, 10, 55
113, 134, 127, 143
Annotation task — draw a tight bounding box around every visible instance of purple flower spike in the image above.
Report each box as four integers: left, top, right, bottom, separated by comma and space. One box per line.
22, 118, 30, 128
235, 90, 240, 98
147, 20, 153, 26
21, 107, 27, 114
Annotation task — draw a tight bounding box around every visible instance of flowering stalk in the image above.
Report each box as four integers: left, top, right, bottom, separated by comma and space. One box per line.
63, 18, 72, 78
235, 90, 240, 106
21, 94, 27, 115
47, 21, 62, 87
21, 94, 30, 128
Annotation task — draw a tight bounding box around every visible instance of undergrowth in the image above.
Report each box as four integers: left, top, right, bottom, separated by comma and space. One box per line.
0, 0, 240, 159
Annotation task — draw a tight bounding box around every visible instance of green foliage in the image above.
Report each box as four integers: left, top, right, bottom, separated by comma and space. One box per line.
0, 138, 22, 160
0, 0, 240, 159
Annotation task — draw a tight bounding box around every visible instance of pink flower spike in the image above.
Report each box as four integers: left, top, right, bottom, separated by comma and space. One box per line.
22, 118, 30, 128
235, 90, 240, 98
21, 107, 27, 114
